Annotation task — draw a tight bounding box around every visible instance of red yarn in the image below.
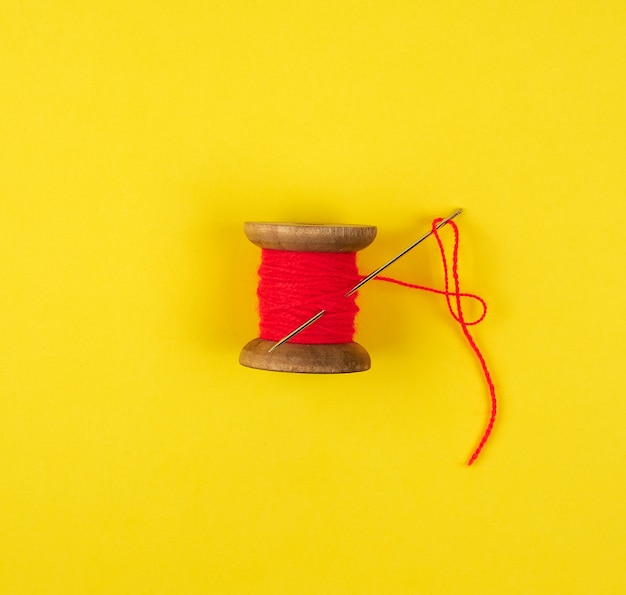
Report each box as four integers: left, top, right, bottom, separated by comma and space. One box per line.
257, 220, 496, 465
375, 220, 496, 464
373, 277, 487, 326
430, 219, 496, 465
258, 249, 361, 344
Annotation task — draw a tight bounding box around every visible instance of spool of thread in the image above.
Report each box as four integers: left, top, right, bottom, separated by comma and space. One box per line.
239, 221, 377, 373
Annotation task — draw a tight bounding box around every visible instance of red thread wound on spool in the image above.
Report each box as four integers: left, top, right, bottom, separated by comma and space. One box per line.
258, 249, 361, 344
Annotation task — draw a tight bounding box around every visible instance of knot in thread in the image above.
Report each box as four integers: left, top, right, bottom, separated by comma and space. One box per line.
257, 249, 361, 344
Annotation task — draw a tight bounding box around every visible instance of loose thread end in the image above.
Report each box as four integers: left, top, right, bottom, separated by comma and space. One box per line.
430, 219, 497, 468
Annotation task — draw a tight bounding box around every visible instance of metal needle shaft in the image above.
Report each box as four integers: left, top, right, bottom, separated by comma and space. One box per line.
267, 208, 463, 353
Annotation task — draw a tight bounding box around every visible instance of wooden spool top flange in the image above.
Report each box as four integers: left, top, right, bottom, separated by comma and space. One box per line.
244, 221, 377, 252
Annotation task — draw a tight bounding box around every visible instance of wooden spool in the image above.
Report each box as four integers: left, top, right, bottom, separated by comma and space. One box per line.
239, 222, 378, 374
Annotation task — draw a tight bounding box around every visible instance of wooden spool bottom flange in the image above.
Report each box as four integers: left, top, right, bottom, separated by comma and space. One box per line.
239, 339, 371, 374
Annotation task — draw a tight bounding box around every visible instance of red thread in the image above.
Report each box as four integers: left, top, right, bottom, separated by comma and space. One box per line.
376, 221, 495, 464
373, 276, 487, 326
256, 220, 496, 464
429, 219, 496, 465
258, 249, 361, 344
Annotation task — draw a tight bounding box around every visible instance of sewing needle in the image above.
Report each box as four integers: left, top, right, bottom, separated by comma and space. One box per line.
267, 208, 463, 353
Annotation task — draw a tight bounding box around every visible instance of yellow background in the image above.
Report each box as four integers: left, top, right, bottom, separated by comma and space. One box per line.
1, 1, 625, 593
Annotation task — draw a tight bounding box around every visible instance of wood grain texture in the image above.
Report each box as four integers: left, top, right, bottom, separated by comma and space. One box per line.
244, 222, 377, 252
239, 338, 371, 374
